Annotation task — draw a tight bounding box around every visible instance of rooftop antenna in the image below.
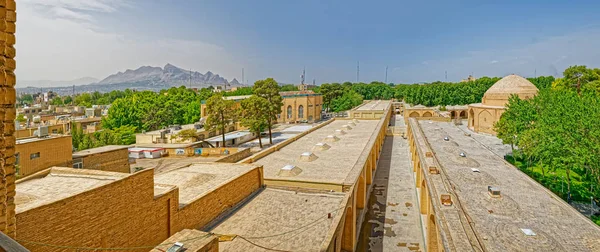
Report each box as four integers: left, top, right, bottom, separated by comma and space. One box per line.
385, 66, 388, 83
313, 79, 315, 85
301, 67, 305, 85
72, 85, 75, 105
356, 61, 360, 83
445, 71, 448, 82
242, 68, 244, 86
534, 68, 537, 78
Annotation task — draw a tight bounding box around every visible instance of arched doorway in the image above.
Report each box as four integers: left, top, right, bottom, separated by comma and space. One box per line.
450, 111, 456, 118
477, 110, 493, 133
409, 112, 420, 117
428, 214, 439, 251
459, 110, 466, 118
287, 105, 292, 119
420, 180, 427, 214
469, 109, 475, 127
298, 105, 304, 119
422, 111, 432, 117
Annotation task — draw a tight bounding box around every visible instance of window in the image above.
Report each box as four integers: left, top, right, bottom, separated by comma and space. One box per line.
30, 152, 40, 160
298, 105, 304, 119
73, 158, 83, 169
287, 105, 292, 119
52, 129, 58, 134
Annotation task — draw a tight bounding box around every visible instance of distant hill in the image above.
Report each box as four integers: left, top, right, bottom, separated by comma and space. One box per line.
18, 77, 100, 89
17, 63, 245, 95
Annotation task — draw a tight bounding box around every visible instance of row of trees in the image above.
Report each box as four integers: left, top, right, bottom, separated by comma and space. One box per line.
204, 78, 283, 148
71, 123, 136, 151
495, 65, 600, 203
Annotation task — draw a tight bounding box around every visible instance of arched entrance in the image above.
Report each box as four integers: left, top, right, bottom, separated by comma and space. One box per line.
409, 111, 420, 117
469, 109, 475, 127
298, 105, 304, 119
287, 105, 292, 119
477, 110, 493, 132
422, 111, 432, 117
450, 111, 456, 118
420, 180, 427, 214
459, 110, 466, 118
428, 214, 439, 251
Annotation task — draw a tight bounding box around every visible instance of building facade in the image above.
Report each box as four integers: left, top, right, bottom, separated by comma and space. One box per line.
71, 145, 131, 173
200, 90, 324, 124
15, 136, 72, 178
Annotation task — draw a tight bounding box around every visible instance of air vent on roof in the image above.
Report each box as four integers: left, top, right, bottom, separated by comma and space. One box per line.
335, 129, 346, 135
352, 119, 360, 124
429, 166, 439, 174
488, 186, 501, 198
324, 135, 340, 142
441, 194, 452, 206
299, 152, 318, 162
341, 125, 352, 130
348, 122, 356, 127
313, 143, 331, 151
278, 165, 302, 177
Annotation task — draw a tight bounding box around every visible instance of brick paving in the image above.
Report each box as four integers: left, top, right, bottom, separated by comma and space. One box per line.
358, 115, 424, 252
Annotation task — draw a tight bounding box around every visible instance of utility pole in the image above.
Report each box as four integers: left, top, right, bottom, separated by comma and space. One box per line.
189, 69, 192, 89
385, 66, 388, 83
242, 68, 245, 85
72, 85, 75, 105
445, 71, 447, 82
301, 67, 305, 85
534, 68, 537, 78
356, 61, 360, 83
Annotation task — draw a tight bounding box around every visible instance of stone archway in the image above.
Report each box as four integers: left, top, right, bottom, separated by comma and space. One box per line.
477, 110, 493, 133
428, 214, 439, 251
409, 111, 420, 117
420, 180, 427, 214
450, 111, 456, 118
459, 110, 466, 118
422, 111, 432, 117
469, 109, 475, 127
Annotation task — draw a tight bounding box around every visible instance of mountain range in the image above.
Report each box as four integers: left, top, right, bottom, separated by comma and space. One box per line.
17, 64, 245, 95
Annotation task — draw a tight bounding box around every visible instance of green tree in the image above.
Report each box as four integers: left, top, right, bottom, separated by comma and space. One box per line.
253, 78, 283, 144
240, 95, 270, 148
63, 96, 73, 105
16, 113, 26, 123
331, 90, 363, 112
171, 128, 203, 143
205, 93, 235, 146
494, 95, 536, 161
50, 97, 64, 106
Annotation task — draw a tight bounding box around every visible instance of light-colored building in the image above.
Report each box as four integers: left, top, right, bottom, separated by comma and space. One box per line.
72, 117, 103, 134
15, 135, 73, 178
204, 130, 256, 147
200, 90, 324, 124
220, 100, 392, 251
406, 118, 600, 251
71, 145, 131, 173
468, 74, 539, 134
15, 163, 263, 252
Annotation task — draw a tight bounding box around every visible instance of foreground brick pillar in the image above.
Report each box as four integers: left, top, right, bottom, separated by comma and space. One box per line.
0, 0, 16, 238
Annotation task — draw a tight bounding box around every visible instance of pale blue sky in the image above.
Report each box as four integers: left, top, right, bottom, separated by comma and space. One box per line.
16, 0, 600, 85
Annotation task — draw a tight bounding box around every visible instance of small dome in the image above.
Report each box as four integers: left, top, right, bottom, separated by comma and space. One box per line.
324, 135, 340, 142
348, 122, 356, 127
482, 74, 538, 106
278, 165, 302, 177
341, 125, 352, 130
299, 152, 318, 162
352, 119, 360, 124
313, 142, 331, 151
335, 129, 346, 135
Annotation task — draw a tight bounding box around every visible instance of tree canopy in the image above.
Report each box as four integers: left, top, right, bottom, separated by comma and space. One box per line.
253, 78, 283, 144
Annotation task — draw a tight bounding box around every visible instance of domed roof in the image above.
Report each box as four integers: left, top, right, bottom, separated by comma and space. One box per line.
482, 74, 538, 106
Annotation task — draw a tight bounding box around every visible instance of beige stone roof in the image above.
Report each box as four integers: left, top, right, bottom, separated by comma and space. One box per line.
482, 74, 538, 106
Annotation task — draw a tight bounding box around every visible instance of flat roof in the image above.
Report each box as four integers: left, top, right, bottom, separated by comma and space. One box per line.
354, 100, 391, 111
153, 163, 259, 206
417, 120, 600, 251
15, 168, 129, 213
256, 119, 380, 185
281, 125, 314, 133
73, 117, 102, 123
205, 130, 253, 142
151, 229, 216, 252
210, 188, 345, 251
16, 135, 70, 145
72, 145, 129, 158
144, 123, 206, 135
135, 141, 203, 149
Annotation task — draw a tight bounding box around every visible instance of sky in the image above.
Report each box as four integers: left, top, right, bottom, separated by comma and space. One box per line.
16, 0, 600, 86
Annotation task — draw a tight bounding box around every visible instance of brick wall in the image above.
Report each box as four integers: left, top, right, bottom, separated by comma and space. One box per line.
0, 0, 17, 238
16, 166, 264, 251
80, 149, 130, 173
16, 136, 72, 178
214, 148, 251, 163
